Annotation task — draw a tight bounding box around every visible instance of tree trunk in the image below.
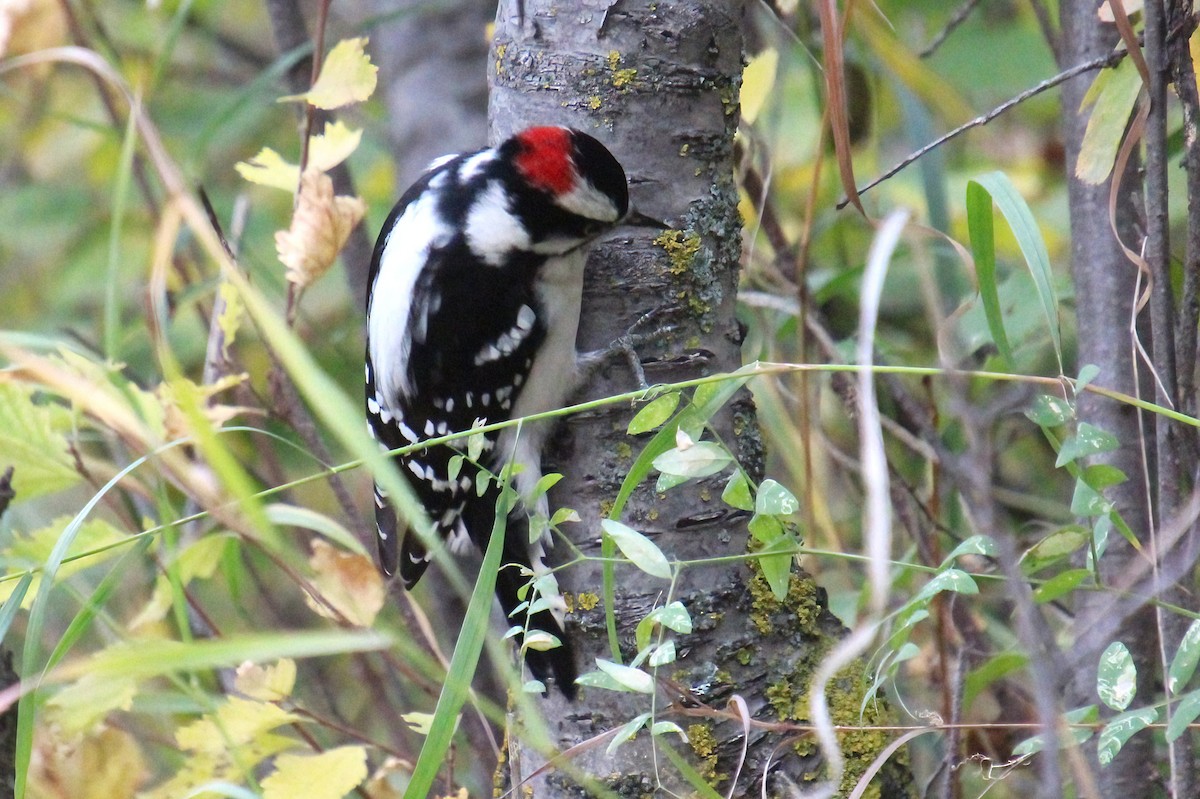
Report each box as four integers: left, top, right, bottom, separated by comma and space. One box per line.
1057, 1, 1158, 794
489, 1, 911, 795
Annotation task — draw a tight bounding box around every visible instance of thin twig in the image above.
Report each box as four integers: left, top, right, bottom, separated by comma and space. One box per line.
837, 49, 1128, 209
918, 0, 984, 59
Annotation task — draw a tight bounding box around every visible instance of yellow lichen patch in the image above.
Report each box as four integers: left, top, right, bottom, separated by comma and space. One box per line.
575, 592, 600, 611
686, 723, 726, 786
612, 68, 638, 88
654, 230, 702, 275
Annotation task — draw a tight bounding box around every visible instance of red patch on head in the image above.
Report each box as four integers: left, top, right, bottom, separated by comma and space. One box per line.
514, 126, 576, 195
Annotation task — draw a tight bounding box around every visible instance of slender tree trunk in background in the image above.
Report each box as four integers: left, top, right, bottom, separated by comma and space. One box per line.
489, 1, 911, 795
1057, 1, 1161, 794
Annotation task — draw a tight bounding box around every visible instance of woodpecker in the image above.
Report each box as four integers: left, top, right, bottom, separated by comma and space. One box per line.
365, 126, 629, 697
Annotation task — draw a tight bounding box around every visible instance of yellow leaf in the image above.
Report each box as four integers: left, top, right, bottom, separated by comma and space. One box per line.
235, 146, 298, 191
130, 534, 233, 630
262, 746, 368, 799
216, 279, 244, 359
400, 712, 435, 735
310, 120, 364, 172
280, 37, 377, 109
235, 122, 363, 193
1075, 59, 1143, 184
155, 373, 249, 443
235, 658, 297, 702
741, 47, 778, 125
0, 516, 127, 607
47, 672, 138, 734
305, 539, 385, 627
176, 696, 299, 754
275, 169, 366, 288
363, 756, 410, 799
0, 381, 80, 500
29, 724, 146, 799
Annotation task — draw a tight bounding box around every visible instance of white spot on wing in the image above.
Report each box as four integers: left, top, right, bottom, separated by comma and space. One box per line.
459, 150, 495, 182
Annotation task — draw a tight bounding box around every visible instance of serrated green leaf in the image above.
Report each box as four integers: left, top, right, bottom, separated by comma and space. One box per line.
721, 470, 755, 511
1098, 707, 1157, 765
755, 478, 799, 515
1097, 642, 1137, 711
1034, 568, 1092, 603
601, 520, 672, 579
0, 516, 128, 608
0, 383, 79, 500
1169, 619, 1200, 694
628, 392, 680, 434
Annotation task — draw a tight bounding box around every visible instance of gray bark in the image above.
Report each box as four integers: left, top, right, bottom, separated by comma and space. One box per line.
489, 1, 911, 796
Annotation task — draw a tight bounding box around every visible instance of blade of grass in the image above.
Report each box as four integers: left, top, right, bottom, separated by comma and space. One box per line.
969, 171, 1062, 372
966, 179, 1014, 369
403, 488, 510, 799
103, 106, 139, 360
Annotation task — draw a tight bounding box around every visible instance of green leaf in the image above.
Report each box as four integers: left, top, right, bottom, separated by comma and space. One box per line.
1033, 568, 1092, 603
721, 470, 755, 511
1169, 619, 1200, 694
601, 520, 672, 580
943, 535, 997, 565
1167, 687, 1200, 742
1071, 479, 1113, 517
1021, 527, 1089, 575
967, 172, 1062, 370
1076, 363, 1101, 392
652, 441, 733, 479
594, 658, 655, 694
1076, 59, 1143, 185
651, 720, 686, 738
1012, 705, 1097, 756
1082, 463, 1128, 490
1057, 422, 1120, 467
1097, 642, 1137, 711
0, 383, 79, 500
915, 568, 979, 603
1026, 394, 1074, 427
635, 601, 693, 649
606, 712, 651, 754
963, 652, 1028, 710
266, 503, 365, 555
748, 513, 784, 545
754, 478, 800, 516
628, 392, 680, 434
649, 640, 676, 667
1098, 707, 1157, 765
966, 179, 1014, 369
758, 534, 795, 601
